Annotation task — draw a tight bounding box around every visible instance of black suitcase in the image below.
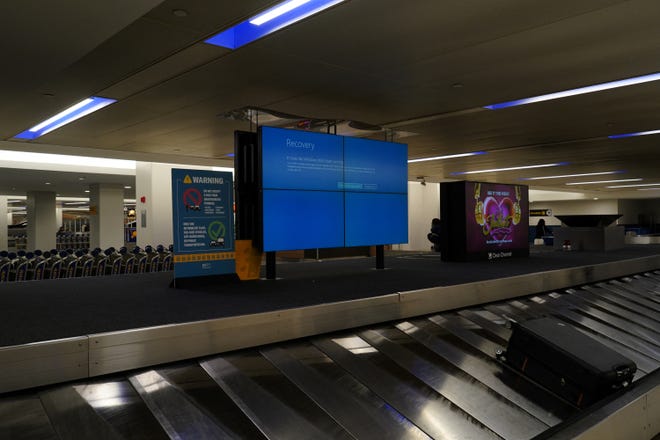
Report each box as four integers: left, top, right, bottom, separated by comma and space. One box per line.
501, 317, 636, 407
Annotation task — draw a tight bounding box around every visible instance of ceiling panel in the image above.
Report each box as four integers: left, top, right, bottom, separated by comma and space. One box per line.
0, 0, 658, 201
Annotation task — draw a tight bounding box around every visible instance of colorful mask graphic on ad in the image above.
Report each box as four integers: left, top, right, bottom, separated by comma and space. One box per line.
467, 182, 527, 253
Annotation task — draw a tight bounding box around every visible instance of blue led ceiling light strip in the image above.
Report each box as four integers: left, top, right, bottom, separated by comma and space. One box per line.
205, 0, 346, 50
14, 96, 117, 140
484, 72, 660, 110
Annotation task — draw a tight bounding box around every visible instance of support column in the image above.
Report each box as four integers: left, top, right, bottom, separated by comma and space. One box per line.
0, 196, 7, 250
56, 206, 63, 230
89, 183, 125, 250
135, 162, 175, 248
27, 191, 57, 251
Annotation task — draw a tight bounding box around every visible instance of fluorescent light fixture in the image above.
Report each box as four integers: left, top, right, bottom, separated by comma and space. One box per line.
408, 151, 486, 163
205, 0, 346, 50
606, 182, 660, 189
565, 178, 642, 186
638, 187, 660, 191
0, 150, 135, 170
484, 72, 660, 110
57, 197, 89, 202
608, 129, 660, 139
250, 0, 311, 25
522, 171, 623, 180
451, 163, 565, 175
14, 96, 116, 140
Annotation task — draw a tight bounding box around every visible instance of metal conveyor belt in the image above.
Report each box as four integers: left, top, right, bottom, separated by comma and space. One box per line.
1, 271, 659, 439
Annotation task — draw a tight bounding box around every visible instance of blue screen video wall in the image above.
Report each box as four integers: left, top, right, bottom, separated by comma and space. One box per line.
260, 126, 408, 252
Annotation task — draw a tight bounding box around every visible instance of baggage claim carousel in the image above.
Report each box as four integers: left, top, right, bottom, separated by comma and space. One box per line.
0, 254, 659, 439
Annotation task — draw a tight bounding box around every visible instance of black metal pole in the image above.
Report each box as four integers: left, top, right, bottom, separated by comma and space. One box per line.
266, 251, 276, 279
376, 245, 385, 269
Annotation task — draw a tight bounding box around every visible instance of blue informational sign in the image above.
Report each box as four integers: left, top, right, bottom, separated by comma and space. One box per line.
171, 169, 235, 279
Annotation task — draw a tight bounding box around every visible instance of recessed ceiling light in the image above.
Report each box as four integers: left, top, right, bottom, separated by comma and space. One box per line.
522, 171, 623, 180
78, 177, 86, 181
606, 183, 660, 189
608, 129, 660, 139
205, 0, 346, 50
451, 163, 565, 175
13, 96, 116, 140
44, 182, 51, 185
124, 185, 132, 189
484, 72, 660, 110
84, 190, 90, 193
565, 178, 642, 186
408, 151, 486, 163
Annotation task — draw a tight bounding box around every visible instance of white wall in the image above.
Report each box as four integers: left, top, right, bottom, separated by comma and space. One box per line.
395, 182, 440, 251
530, 199, 619, 226
136, 162, 174, 248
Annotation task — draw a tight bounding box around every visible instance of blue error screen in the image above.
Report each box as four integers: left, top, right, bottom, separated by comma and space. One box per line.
263, 189, 344, 251
260, 126, 408, 252
345, 192, 408, 247
261, 126, 343, 191
343, 137, 408, 193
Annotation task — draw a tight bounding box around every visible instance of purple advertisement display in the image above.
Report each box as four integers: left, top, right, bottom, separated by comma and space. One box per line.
465, 182, 528, 254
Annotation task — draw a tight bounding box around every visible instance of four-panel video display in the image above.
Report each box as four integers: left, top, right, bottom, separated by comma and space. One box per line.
260, 126, 408, 252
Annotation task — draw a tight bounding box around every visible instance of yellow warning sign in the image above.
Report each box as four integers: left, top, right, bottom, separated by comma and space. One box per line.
183, 175, 192, 184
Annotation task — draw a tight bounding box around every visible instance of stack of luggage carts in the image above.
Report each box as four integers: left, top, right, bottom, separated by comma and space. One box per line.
0, 245, 173, 283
